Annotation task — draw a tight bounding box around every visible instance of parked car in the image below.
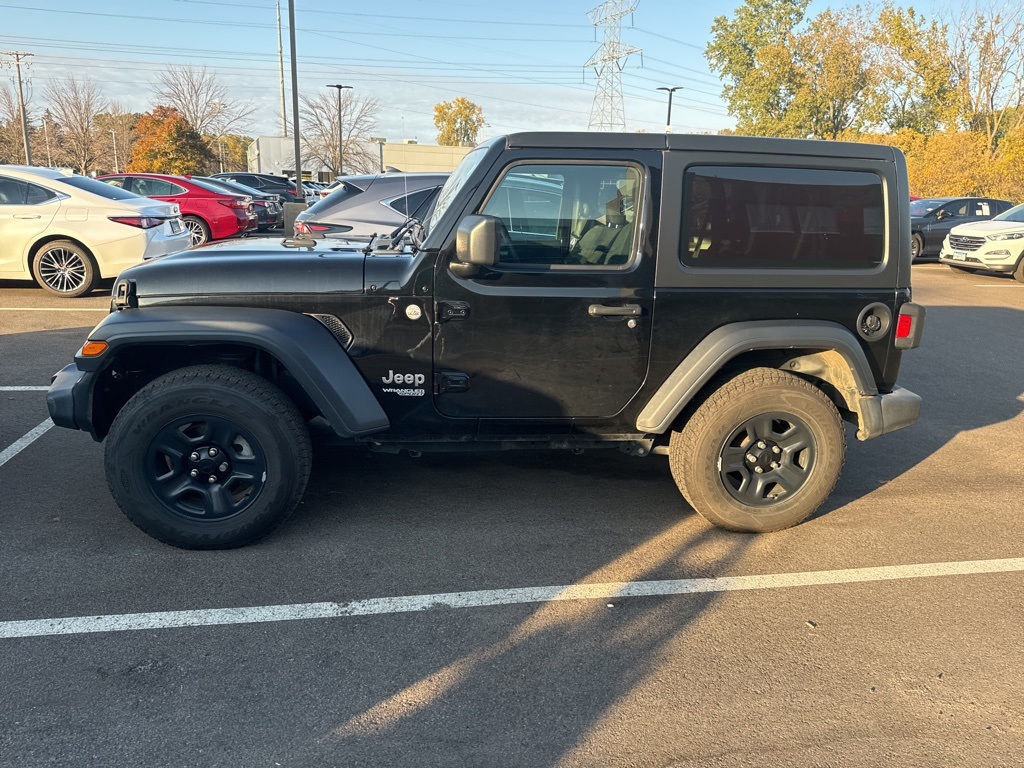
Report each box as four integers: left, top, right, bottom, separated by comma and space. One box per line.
211, 172, 300, 204
939, 201, 1024, 281
910, 196, 1013, 260
98, 173, 257, 247
294, 172, 449, 240
0, 165, 189, 297
191, 176, 283, 231
317, 179, 343, 199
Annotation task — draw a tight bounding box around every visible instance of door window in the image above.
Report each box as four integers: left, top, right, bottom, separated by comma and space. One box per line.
0, 177, 57, 205
129, 178, 181, 197
479, 163, 641, 267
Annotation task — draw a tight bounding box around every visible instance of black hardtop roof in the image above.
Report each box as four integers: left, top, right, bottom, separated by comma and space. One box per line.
499, 132, 899, 161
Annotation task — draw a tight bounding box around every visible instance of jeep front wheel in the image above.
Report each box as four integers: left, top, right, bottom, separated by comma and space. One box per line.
668, 368, 845, 533
104, 365, 311, 549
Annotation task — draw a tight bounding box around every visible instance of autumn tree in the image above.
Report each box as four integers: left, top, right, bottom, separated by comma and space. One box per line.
44, 75, 107, 174
434, 97, 485, 146
300, 90, 380, 175
128, 106, 213, 174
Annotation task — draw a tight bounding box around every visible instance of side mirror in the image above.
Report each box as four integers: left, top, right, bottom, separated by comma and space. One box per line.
452, 215, 499, 277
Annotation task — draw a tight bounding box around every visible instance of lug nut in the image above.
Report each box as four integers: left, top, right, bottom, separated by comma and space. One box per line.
757, 441, 766, 449
771, 461, 780, 469
754, 466, 764, 474
746, 453, 757, 463
190, 469, 199, 478
208, 447, 219, 458
772, 446, 781, 454
219, 462, 229, 472
208, 475, 217, 484
190, 452, 200, 461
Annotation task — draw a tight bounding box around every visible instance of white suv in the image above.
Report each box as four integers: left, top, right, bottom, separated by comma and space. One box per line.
939, 202, 1024, 282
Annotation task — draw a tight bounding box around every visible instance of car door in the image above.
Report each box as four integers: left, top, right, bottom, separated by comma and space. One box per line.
924, 200, 969, 250
432, 160, 654, 422
0, 175, 60, 277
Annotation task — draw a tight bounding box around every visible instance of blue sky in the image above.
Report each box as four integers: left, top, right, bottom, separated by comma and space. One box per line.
0, 0, 938, 144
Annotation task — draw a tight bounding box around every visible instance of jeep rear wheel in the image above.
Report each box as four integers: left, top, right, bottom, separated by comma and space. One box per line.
668, 368, 845, 533
104, 365, 311, 549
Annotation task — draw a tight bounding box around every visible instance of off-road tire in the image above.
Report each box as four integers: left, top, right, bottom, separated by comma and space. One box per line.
104, 365, 311, 549
31, 239, 98, 297
668, 367, 846, 533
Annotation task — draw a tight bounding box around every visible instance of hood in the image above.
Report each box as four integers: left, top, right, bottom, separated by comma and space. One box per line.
119, 238, 368, 299
950, 219, 1024, 235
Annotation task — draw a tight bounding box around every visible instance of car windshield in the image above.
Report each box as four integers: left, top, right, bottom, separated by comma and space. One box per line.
422, 146, 488, 234
993, 203, 1024, 223
54, 175, 141, 201
909, 199, 948, 216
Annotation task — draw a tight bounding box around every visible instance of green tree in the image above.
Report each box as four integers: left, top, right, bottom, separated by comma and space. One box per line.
870, 4, 956, 134
434, 97, 485, 146
705, 0, 811, 136
128, 106, 213, 174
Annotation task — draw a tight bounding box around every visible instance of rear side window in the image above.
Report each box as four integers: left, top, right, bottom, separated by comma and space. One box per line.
388, 186, 438, 216
53, 174, 140, 201
681, 166, 885, 270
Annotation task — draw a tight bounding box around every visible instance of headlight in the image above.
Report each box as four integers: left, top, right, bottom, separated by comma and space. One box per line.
986, 232, 1024, 240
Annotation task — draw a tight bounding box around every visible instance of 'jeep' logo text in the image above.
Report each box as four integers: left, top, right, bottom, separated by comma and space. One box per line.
382, 370, 425, 386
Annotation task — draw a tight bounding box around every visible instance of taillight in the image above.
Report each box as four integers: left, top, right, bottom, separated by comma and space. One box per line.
254, 201, 268, 208
894, 302, 925, 350
895, 315, 913, 338
294, 221, 330, 235
219, 199, 248, 210
109, 216, 163, 229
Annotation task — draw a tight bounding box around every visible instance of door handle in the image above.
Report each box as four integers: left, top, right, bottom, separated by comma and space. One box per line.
588, 303, 642, 317
13, 214, 41, 219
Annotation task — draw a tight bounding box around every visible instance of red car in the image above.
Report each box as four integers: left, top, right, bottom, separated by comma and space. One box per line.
97, 173, 258, 247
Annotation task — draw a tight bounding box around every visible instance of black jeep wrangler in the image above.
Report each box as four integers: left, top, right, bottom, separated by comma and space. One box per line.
47, 132, 924, 549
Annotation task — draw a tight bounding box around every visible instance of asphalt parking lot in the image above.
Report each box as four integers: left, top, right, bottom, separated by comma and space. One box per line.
1, 263, 1022, 767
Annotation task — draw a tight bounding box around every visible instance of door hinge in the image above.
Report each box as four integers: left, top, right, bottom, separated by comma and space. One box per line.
435, 371, 470, 394
437, 301, 470, 322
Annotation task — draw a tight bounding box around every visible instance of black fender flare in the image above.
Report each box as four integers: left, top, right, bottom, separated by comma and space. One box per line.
636, 320, 878, 434
79, 306, 389, 437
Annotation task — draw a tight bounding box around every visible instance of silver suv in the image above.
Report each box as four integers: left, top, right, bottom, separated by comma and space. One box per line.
294, 172, 448, 241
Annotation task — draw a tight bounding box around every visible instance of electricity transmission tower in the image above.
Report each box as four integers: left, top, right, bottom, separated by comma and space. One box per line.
1, 51, 33, 164
585, 0, 640, 132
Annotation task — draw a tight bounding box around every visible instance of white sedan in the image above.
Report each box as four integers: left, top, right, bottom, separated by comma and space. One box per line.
0, 165, 190, 297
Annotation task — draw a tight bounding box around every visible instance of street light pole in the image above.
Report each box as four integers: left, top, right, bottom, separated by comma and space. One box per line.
656, 86, 683, 133
110, 129, 118, 173
326, 84, 352, 177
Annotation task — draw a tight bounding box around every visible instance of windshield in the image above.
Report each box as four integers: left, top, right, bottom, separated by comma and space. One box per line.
422, 146, 488, 233
909, 198, 948, 217
55, 175, 141, 201
994, 203, 1024, 223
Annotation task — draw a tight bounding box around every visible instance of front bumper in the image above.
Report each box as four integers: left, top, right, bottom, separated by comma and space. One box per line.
47, 364, 98, 439
855, 386, 922, 441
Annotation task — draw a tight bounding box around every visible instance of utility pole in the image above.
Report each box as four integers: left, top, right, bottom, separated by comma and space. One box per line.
2, 51, 34, 164
110, 129, 118, 172
287, 0, 303, 198
585, 2, 640, 132
277, 1, 287, 137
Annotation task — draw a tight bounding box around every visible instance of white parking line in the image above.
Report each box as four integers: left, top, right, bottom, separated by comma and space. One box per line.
1, 557, 1021, 640
0, 307, 108, 311
0, 418, 54, 469
0, 386, 49, 391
